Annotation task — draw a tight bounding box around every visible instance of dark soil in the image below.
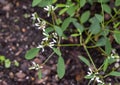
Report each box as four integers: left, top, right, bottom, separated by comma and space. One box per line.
0, 0, 120, 85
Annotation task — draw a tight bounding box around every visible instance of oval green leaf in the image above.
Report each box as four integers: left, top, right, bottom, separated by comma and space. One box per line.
57, 56, 65, 79
25, 48, 40, 60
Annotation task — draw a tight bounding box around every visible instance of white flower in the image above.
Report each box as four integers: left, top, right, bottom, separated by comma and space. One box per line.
34, 21, 46, 30
96, 77, 103, 83
44, 5, 56, 17
31, 13, 37, 20
29, 62, 42, 70
44, 5, 55, 11
37, 44, 44, 52
87, 68, 93, 76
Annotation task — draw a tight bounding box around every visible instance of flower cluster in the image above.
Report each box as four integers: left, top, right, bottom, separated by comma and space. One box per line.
37, 32, 58, 52
29, 62, 43, 70
31, 12, 58, 52
31, 12, 46, 30
44, 5, 56, 17
87, 68, 104, 84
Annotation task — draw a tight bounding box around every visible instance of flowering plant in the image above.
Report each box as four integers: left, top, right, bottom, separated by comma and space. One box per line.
25, 0, 120, 84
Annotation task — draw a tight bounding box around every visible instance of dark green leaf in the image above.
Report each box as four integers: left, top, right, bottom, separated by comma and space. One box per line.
79, 56, 90, 66
80, 11, 90, 23
57, 56, 65, 79
25, 48, 40, 60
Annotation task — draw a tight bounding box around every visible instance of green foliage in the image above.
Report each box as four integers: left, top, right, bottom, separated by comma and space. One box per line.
80, 0, 86, 8
38, 70, 42, 79
32, 0, 42, 7
5, 59, 11, 68
79, 56, 90, 66
115, 0, 120, 6
105, 38, 112, 55
25, 0, 120, 83
80, 11, 90, 24
114, 31, 120, 44
57, 56, 65, 79
25, 48, 40, 60
102, 4, 111, 14
0, 55, 5, 63
108, 71, 120, 76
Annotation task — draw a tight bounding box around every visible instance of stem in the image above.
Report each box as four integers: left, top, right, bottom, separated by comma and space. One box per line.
42, 52, 54, 65
56, 43, 82, 47
83, 44, 97, 71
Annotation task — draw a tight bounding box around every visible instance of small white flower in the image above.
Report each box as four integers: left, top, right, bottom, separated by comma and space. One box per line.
37, 44, 44, 52
96, 77, 103, 83
31, 13, 37, 20
44, 5, 55, 11
87, 68, 93, 76
44, 5, 56, 17
29, 62, 40, 70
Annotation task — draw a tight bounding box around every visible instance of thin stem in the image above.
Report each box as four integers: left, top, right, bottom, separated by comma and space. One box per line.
42, 52, 54, 65
83, 44, 97, 71
56, 44, 82, 47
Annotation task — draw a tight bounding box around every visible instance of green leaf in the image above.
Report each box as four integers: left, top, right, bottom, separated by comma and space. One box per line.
14, 60, 19, 67
5, 59, 11, 68
79, 56, 90, 66
85, 74, 94, 79
102, 4, 111, 14
95, 14, 103, 23
71, 33, 80, 37
0, 55, 5, 63
61, 17, 76, 31
67, 5, 77, 16
32, 0, 42, 7
80, 0, 86, 7
89, 23, 101, 34
38, 70, 42, 79
108, 71, 120, 76
80, 11, 90, 24
45, 27, 54, 34
54, 26, 63, 36
103, 58, 109, 72
52, 48, 61, 56
38, 0, 53, 7
114, 31, 120, 44
115, 0, 120, 6
105, 38, 112, 55
59, 8, 68, 15
57, 56, 65, 79
96, 37, 106, 46
25, 48, 40, 60
72, 21, 84, 34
